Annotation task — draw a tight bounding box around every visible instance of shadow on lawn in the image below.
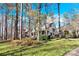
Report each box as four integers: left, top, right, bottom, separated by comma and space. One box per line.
0, 44, 43, 56
0, 46, 27, 56
0, 41, 51, 56
0, 41, 78, 56
0, 44, 53, 56
0, 42, 61, 56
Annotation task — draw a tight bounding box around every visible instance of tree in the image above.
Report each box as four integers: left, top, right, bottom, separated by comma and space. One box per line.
19, 3, 23, 40
26, 4, 32, 38
63, 12, 71, 26
4, 13, 7, 40
58, 3, 61, 38
11, 15, 14, 40
37, 3, 42, 41
2, 14, 4, 40
14, 3, 19, 40
44, 4, 48, 37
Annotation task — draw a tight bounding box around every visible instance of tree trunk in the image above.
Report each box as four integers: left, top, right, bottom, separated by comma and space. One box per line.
45, 15, 48, 36
34, 20, 36, 39
45, 4, 48, 37
26, 4, 32, 38
0, 23, 1, 40
28, 4, 32, 38
14, 3, 19, 40
20, 3, 23, 40
5, 14, 7, 40
37, 4, 41, 41
11, 15, 13, 40
3, 15, 5, 40
28, 17, 31, 37
58, 3, 61, 38
2, 15, 4, 40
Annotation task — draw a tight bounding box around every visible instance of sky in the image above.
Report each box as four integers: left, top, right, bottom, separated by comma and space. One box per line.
0, 3, 79, 28
0, 3, 79, 16
59, 3, 79, 16
31, 3, 79, 15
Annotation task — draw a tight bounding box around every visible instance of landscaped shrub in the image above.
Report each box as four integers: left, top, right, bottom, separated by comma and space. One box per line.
72, 30, 77, 38
40, 35, 49, 41
64, 30, 69, 39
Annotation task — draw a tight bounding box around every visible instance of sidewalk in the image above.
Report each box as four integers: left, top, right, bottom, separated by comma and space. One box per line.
65, 47, 79, 56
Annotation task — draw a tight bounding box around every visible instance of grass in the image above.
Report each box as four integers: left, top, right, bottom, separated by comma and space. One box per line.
0, 39, 79, 56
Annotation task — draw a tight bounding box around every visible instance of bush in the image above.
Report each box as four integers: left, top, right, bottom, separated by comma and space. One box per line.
72, 30, 77, 38
11, 38, 42, 47
64, 30, 69, 38
40, 35, 49, 41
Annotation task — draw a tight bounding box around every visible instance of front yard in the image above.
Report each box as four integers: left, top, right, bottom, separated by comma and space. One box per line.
0, 39, 79, 56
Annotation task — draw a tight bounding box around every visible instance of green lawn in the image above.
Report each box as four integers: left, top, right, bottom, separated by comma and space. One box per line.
0, 39, 79, 56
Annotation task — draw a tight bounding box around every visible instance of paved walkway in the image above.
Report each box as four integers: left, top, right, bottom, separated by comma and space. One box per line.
65, 47, 79, 56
